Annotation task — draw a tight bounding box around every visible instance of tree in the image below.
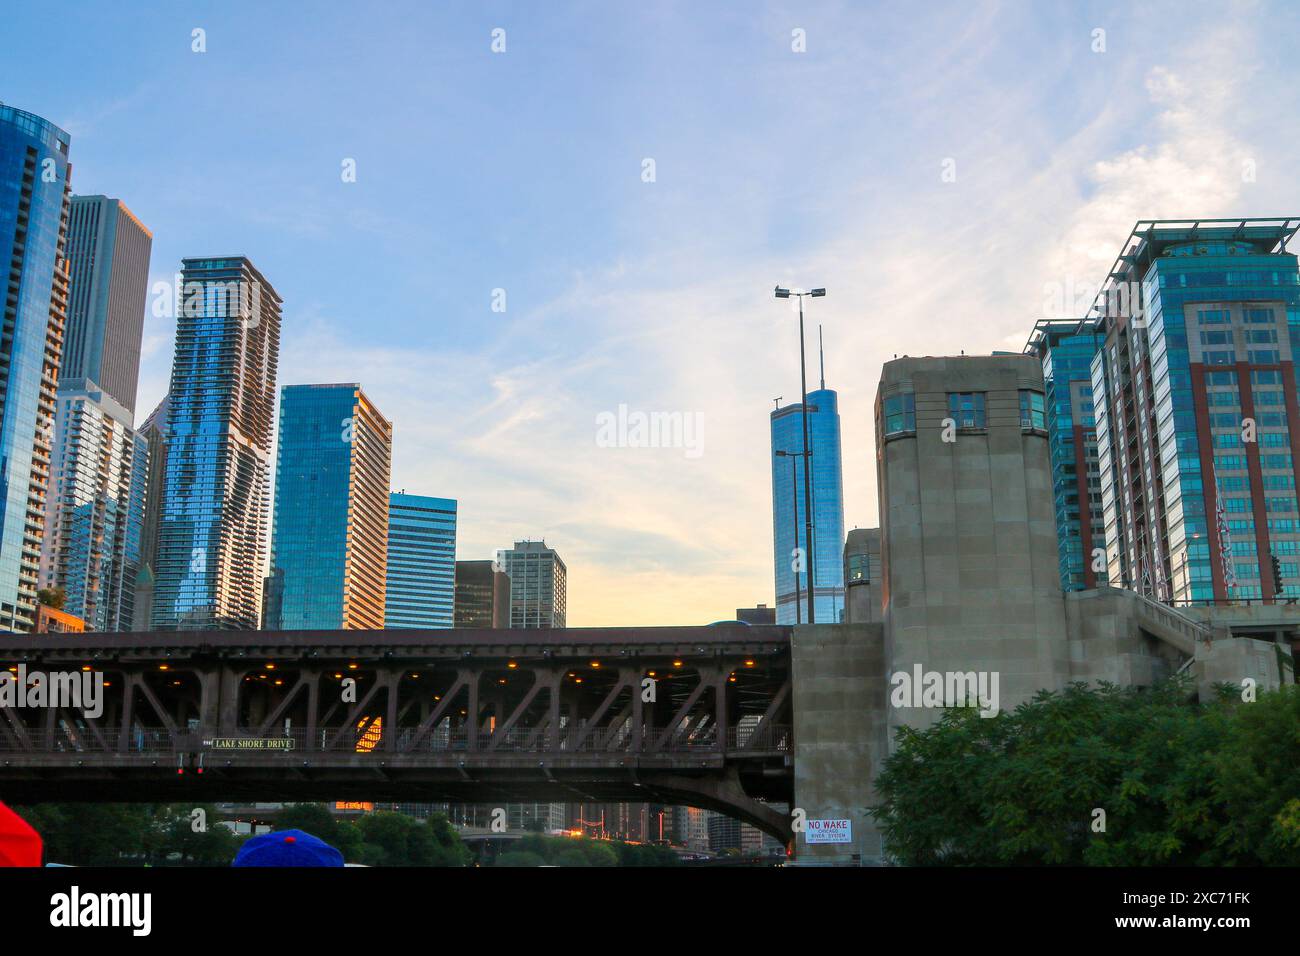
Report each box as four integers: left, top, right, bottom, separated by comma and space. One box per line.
871, 680, 1300, 866
274, 803, 341, 841
36, 587, 65, 609
145, 805, 245, 865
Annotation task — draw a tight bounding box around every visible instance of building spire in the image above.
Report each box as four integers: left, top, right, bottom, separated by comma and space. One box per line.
819, 324, 825, 390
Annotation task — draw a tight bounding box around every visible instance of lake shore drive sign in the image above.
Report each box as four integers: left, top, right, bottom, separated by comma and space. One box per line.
204, 738, 296, 751
804, 818, 852, 844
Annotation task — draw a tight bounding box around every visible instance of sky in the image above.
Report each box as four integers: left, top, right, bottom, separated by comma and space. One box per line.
4, 0, 1299, 626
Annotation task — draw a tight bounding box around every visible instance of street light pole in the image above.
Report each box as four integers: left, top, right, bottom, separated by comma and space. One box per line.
775, 286, 825, 625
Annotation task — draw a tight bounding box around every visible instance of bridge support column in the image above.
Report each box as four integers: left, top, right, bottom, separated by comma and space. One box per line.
217, 666, 243, 735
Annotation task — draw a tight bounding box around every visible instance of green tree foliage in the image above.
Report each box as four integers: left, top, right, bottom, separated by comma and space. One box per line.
12, 803, 246, 865
872, 680, 1300, 865
145, 804, 245, 865
35, 587, 65, 609
12, 802, 470, 867
492, 833, 677, 867
273, 806, 470, 866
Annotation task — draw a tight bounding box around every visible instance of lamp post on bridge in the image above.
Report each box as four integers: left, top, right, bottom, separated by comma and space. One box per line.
774, 285, 825, 624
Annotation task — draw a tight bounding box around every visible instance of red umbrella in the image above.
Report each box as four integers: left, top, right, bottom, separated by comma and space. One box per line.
0, 802, 42, 867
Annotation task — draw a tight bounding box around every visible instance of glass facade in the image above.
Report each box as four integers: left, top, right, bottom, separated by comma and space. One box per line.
39, 381, 147, 631
1027, 322, 1107, 591
266, 384, 392, 630
1084, 220, 1300, 604
496, 539, 566, 628
769, 387, 846, 624
0, 106, 72, 631
385, 493, 457, 628
151, 257, 282, 629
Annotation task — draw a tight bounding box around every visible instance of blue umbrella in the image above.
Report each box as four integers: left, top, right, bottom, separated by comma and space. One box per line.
232, 829, 344, 867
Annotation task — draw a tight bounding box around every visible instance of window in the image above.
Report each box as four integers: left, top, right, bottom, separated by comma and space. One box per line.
883, 393, 915, 436
947, 392, 986, 429
1019, 390, 1045, 430
847, 553, 869, 583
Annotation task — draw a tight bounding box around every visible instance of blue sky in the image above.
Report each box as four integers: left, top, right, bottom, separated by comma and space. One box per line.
5, 0, 1299, 624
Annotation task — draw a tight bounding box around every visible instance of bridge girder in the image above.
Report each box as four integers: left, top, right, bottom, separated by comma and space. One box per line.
0, 626, 793, 839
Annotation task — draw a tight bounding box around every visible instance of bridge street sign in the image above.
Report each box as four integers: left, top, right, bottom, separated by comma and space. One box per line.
203, 737, 295, 751
804, 818, 852, 844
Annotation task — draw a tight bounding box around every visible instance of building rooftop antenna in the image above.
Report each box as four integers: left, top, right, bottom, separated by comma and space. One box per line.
819, 324, 825, 390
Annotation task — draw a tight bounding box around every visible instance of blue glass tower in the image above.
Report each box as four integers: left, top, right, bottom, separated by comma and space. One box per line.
0, 105, 72, 631
1027, 322, 1107, 592
770, 386, 846, 624
151, 257, 281, 630
385, 492, 456, 629
1082, 219, 1300, 605
266, 384, 392, 631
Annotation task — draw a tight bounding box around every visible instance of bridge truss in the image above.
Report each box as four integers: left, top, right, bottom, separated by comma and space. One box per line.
0, 626, 793, 839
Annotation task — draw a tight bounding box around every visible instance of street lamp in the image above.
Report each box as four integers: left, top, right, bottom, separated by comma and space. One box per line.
775, 449, 808, 624
774, 285, 825, 624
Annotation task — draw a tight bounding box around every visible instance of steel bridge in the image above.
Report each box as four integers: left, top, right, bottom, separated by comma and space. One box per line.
0, 626, 794, 839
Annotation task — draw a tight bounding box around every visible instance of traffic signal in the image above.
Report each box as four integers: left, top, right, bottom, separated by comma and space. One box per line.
1271, 554, 1284, 598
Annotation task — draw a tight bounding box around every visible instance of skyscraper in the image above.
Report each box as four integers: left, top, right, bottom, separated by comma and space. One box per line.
1026, 322, 1108, 591
63, 195, 152, 415
496, 540, 567, 628
769, 386, 846, 624
1081, 219, 1300, 604
0, 105, 72, 632
266, 384, 392, 631
39, 379, 147, 632
130, 395, 169, 630
453, 559, 510, 628
151, 256, 281, 630
385, 492, 456, 629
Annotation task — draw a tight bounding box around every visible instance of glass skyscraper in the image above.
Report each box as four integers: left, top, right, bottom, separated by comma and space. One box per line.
769, 387, 846, 624
266, 384, 392, 630
1027, 322, 1108, 591
496, 539, 566, 628
63, 195, 152, 415
385, 492, 457, 629
151, 256, 282, 630
1078, 219, 1300, 604
0, 105, 72, 632
39, 379, 148, 631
